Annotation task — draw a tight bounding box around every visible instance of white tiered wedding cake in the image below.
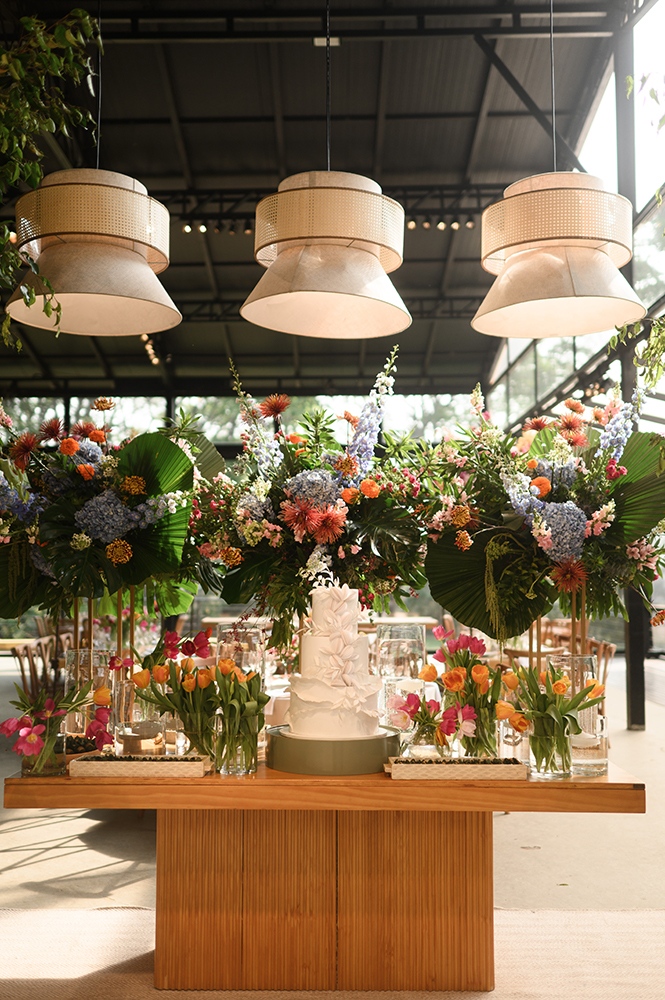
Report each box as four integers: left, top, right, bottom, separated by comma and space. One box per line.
287, 583, 382, 739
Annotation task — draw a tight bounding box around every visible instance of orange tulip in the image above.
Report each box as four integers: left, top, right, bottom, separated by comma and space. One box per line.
477, 679, 490, 694
585, 681, 605, 699
245, 670, 257, 681
539, 670, 549, 687
197, 669, 213, 689
92, 684, 112, 705
442, 669, 465, 692
153, 663, 169, 685
233, 667, 248, 682
218, 658, 236, 676
471, 663, 489, 686
552, 680, 567, 695
509, 711, 530, 734
419, 663, 438, 682
181, 656, 196, 673
495, 700, 514, 720
131, 669, 151, 690
502, 671, 519, 691
182, 674, 196, 692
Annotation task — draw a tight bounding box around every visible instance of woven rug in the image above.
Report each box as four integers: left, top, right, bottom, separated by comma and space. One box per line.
1, 907, 664, 999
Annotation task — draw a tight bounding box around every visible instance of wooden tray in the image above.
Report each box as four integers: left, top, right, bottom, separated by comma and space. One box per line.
386, 757, 529, 780
69, 754, 212, 777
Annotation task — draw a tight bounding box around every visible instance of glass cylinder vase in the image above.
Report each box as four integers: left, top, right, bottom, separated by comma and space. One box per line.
528, 718, 571, 779
215, 714, 259, 776
63, 649, 113, 743
549, 653, 607, 775
20, 724, 67, 777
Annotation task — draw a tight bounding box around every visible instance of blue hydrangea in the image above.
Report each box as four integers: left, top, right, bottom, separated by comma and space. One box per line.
74, 490, 140, 542
30, 544, 55, 579
41, 470, 75, 497
284, 470, 339, 507
71, 440, 104, 466
237, 493, 275, 521
0, 474, 43, 523
540, 501, 587, 563
501, 470, 544, 525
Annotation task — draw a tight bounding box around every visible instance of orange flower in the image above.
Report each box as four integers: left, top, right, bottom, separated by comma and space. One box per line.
495, 700, 515, 720
334, 452, 360, 477
132, 669, 151, 690
245, 670, 257, 681
442, 669, 465, 692
197, 669, 213, 688
153, 663, 169, 684
182, 674, 196, 692
76, 464, 95, 480
359, 478, 380, 498
530, 476, 551, 498
217, 658, 236, 676
93, 684, 112, 706
233, 667, 248, 682
450, 505, 471, 527
89, 428, 106, 443
651, 610, 665, 626
539, 670, 549, 687
59, 437, 80, 456
287, 434, 306, 444
259, 393, 291, 418
550, 559, 588, 593
180, 657, 196, 673
526, 458, 539, 469
340, 487, 359, 503
92, 396, 115, 411
121, 475, 146, 495
106, 539, 132, 565
471, 663, 489, 686
419, 663, 438, 682
454, 530, 472, 551
10, 432, 40, 471
502, 671, 519, 691
509, 711, 529, 733
552, 676, 571, 695
564, 398, 585, 414
585, 681, 605, 699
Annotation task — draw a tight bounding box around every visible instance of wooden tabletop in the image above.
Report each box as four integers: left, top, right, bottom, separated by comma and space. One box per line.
4, 761, 644, 815
0, 638, 38, 651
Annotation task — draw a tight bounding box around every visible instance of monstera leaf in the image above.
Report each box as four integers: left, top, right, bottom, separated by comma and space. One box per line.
425, 527, 553, 641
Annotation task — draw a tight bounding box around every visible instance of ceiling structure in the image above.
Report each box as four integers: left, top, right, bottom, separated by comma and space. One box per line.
0, 0, 656, 402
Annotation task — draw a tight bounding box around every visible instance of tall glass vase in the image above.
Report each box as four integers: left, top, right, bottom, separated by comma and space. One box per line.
528, 717, 571, 778
215, 714, 259, 775
64, 649, 113, 741
548, 653, 607, 774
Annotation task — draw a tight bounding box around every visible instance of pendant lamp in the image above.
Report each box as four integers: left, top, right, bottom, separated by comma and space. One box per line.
6, 168, 181, 336
240, 170, 412, 339
471, 172, 646, 339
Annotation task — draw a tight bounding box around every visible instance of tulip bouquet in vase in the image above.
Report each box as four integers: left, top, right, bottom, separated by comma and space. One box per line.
513, 663, 605, 778
431, 628, 502, 757
386, 690, 444, 757
133, 656, 219, 762
1, 680, 95, 776
215, 658, 270, 775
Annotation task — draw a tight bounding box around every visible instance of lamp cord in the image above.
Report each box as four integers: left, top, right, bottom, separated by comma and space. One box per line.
550, 0, 556, 171
326, 0, 331, 171
96, 0, 102, 169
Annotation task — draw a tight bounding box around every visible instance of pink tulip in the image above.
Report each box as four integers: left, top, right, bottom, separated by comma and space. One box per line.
0, 715, 30, 737
389, 709, 411, 730
439, 707, 458, 737
468, 636, 487, 655
432, 647, 446, 663
15, 723, 46, 756
94, 707, 111, 725
36, 699, 66, 720
386, 694, 407, 711
432, 626, 454, 642
426, 699, 440, 715
85, 719, 113, 750
403, 693, 421, 719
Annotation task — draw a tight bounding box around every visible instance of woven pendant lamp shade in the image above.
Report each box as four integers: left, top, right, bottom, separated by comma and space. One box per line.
471, 172, 646, 339
240, 171, 411, 338
6, 169, 181, 336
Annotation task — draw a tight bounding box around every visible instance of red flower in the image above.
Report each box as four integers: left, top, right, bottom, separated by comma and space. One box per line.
550, 559, 588, 593
313, 505, 347, 544
281, 498, 323, 542
558, 412, 584, 432
259, 394, 291, 418
38, 418, 64, 442
9, 433, 39, 471
337, 410, 360, 429
333, 452, 360, 477
522, 416, 550, 432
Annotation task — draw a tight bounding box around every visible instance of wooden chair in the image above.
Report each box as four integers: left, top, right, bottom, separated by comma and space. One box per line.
502, 646, 568, 668
12, 641, 41, 700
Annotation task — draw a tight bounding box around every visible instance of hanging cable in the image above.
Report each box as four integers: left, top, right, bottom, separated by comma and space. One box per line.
96, 0, 103, 169
549, 0, 556, 171
325, 0, 331, 171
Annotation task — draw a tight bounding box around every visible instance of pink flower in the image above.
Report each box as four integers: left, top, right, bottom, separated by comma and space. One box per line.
386, 694, 407, 711
426, 699, 440, 716
432, 647, 446, 663
163, 630, 180, 658
439, 706, 458, 737
94, 707, 111, 725
459, 704, 477, 737
403, 693, 421, 719
432, 626, 454, 642
15, 723, 46, 756
350, 544, 361, 554
389, 709, 412, 730
0, 715, 30, 737
180, 631, 211, 659
36, 699, 66, 721
337, 546, 346, 559
438, 703, 477, 739
85, 719, 113, 750
109, 655, 134, 672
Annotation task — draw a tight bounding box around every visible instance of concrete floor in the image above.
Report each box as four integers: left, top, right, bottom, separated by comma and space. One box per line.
1, 652, 664, 911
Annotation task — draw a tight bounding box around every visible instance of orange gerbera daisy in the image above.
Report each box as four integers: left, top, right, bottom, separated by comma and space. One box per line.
259, 393, 291, 418
564, 398, 585, 414
558, 412, 583, 432
550, 559, 588, 593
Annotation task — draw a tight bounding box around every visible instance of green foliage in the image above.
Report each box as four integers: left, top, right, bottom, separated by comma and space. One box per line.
0, 10, 101, 345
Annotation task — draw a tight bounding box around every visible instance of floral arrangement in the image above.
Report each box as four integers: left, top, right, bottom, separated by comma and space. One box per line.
426, 627, 502, 756
0, 679, 94, 774
386, 690, 441, 737
424, 384, 665, 640
0, 397, 194, 621
191, 350, 432, 649
510, 663, 605, 775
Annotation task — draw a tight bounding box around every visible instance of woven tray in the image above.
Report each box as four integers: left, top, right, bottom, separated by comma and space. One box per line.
69, 754, 212, 777
386, 757, 529, 780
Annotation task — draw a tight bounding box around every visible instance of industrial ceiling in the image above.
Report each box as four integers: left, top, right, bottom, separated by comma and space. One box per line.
0, 1, 652, 401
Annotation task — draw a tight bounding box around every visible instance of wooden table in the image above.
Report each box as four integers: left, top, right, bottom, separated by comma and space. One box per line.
4, 764, 645, 992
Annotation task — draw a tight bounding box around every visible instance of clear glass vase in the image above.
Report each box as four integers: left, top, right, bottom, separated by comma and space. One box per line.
21, 726, 67, 777
528, 717, 571, 778
549, 653, 608, 775
215, 715, 259, 775
405, 724, 447, 759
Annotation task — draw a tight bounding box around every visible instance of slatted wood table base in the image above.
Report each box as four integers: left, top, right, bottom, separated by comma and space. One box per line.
155, 808, 493, 991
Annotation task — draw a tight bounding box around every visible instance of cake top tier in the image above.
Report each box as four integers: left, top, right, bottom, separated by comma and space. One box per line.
310, 583, 360, 636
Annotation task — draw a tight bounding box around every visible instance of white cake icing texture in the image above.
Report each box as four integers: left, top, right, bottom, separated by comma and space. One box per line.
287, 583, 382, 739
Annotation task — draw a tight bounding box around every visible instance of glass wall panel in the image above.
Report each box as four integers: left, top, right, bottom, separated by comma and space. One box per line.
634, 1, 665, 210
508, 348, 536, 425
0, 397, 64, 429
536, 339, 574, 400
487, 379, 508, 429
69, 397, 167, 440
573, 331, 613, 367
633, 200, 665, 309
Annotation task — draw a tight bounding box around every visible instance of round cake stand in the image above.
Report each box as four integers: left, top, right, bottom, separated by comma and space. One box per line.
265, 725, 400, 775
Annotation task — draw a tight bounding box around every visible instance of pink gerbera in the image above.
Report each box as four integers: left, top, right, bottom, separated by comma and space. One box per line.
313, 504, 347, 544
522, 416, 550, 432
558, 412, 584, 432
281, 498, 323, 542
